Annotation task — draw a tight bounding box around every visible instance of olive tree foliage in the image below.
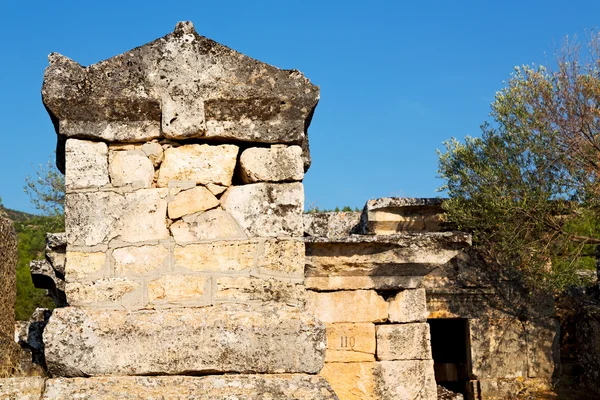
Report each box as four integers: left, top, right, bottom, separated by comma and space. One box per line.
24, 155, 65, 217
438, 34, 600, 293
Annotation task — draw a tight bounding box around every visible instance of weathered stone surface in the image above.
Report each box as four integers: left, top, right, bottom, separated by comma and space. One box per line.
65, 139, 109, 190
66, 278, 142, 308
29, 260, 66, 307
170, 209, 246, 243
376, 323, 432, 361
239, 145, 304, 183
306, 290, 388, 323
174, 241, 255, 272
43, 375, 338, 399
66, 189, 169, 246
305, 232, 470, 278
42, 22, 319, 146
325, 323, 376, 362
45, 232, 66, 277
304, 211, 361, 239
525, 318, 559, 379
167, 186, 219, 219
388, 289, 428, 323
140, 142, 163, 166
305, 276, 422, 291
157, 144, 238, 187
108, 150, 154, 188
65, 251, 106, 281
0, 377, 46, 400
221, 182, 304, 237
14, 309, 51, 369
147, 275, 209, 304
359, 197, 445, 234
215, 276, 305, 306
113, 245, 170, 276
320, 361, 437, 400
206, 183, 227, 196
44, 304, 326, 376
0, 216, 17, 339
0, 334, 45, 378
438, 385, 464, 400
261, 239, 304, 276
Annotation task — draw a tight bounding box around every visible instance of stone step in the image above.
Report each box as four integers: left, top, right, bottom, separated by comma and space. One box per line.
44, 304, 325, 377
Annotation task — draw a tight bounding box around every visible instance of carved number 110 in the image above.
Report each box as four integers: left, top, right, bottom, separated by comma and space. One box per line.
340, 336, 356, 348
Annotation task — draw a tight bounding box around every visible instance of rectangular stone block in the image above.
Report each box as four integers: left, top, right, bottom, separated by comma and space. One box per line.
260, 239, 304, 277
306, 290, 388, 323
305, 276, 422, 291
65, 139, 109, 190
359, 198, 444, 234
173, 241, 256, 272
66, 278, 142, 309
43, 304, 326, 376
215, 276, 305, 306
239, 145, 304, 183
0, 377, 46, 400
147, 275, 210, 304
170, 209, 247, 243
113, 245, 170, 276
376, 323, 432, 361
43, 375, 338, 400
320, 361, 437, 400
325, 323, 376, 362
66, 189, 169, 246
65, 251, 107, 282
525, 319, 559, 379
388, 289, 428, 323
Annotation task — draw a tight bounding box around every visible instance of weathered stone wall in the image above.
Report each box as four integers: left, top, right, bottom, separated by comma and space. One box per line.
0, 214, 17, 339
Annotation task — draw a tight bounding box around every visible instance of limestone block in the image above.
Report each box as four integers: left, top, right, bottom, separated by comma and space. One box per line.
147, 275, 209, 304
306, 290, 388, 323
112, 245, 170, 276
0, 216, 17, 338
157, 144, 238, 187
65, 251, 106, 282
261, 239, 304, 276
304, 211, 361, 239
171, 209, 246, 243
174, 241, 256, 272
45, 232, 66, 276
206, 183, 227, 196
65, 139, 109, 190
141, 142, 163, 166
42, 22, 319, 145
305, 233, 471, 278
359, 197, 445, 234
43, 375, 338, 399
66, 189, 169, 246
239, 145, 304, 183
320, 361, 437, 400
221, 182, 304, 237
376, 323, 432, 361
215, 276, 305, 306
525, 318, 559, 379
167, 186, 220, 219
43, 304, 326, 376
306, 276, 422, 291
66, 278, 142, 308
388, 289, 428, 323
0, 377, 46, 400
108, 150, 154, 188
29, 260, 66, 307
325, 323, 376, 362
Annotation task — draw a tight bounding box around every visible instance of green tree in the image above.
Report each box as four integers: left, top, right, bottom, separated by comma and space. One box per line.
438, 34, 600, 292
24, 156, 65, 217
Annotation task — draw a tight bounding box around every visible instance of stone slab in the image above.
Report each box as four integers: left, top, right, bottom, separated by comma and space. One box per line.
303, 211, 361, 239
43, 375, 338, 399
320, 361, 437, 400
0, 216, 17, 338
167, 186, 219, 219
359, 197, 445, 234
306, 290, 388, 323
325, 323, 376, 362
305, 276, 422, 291
388, 289, 428, 323
108, 150, 154, 189
65, 139, 109, 190
44, 304, 326, 376
376, 323, 432, 361
170, 209, 247, 243
0, 377, 46, 400
215, 276, 305, 306
239, 145, 304, 183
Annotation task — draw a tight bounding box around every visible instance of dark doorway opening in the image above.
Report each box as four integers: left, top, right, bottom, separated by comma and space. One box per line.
428, 318, 470, 397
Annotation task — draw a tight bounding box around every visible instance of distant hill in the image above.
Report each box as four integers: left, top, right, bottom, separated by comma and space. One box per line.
1, 207, 36, 222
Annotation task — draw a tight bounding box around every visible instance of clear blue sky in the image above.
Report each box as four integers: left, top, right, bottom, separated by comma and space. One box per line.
2, 0, 600, 213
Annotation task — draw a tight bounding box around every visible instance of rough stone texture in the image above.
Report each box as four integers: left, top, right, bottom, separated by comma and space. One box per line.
140, 142, 163, 166
66, 189, 169, 246
261, 239, 305, 276
359, 197, 445, 234
0, 216, 17, 339
437, 385, 464, 400
320, 361, 437, 400
108, 150, 154, 188
14, 309, 51, 369
305, 232, 471, 278
65, 139, 109, 190
157, 144, 238, 188
376, 323, 432, 361
239, 145, 304, 183
42, 21, 319, 147
45, 232, 66, 277
387, 289, 428, 323
325, 323, 376, 362
305, 276, 422, 291
170, 209, 247, 243
29, 260, 66, 307
147, 275, 209, 303
525, 319, 559, 379
44, 304, 326, 376
221, 182, 304, 237
304, 212, 361, 239
65, 251, 106, 281
113, 245, 170, 276
173, 241, 256, 272
215, 276, 305, 306
0, 334, 45, 378
306, 290, 388, 323
167, 186, 219, 219
0, 377, 46, 400
43, 375, 339, 399
66, 278, 142, 308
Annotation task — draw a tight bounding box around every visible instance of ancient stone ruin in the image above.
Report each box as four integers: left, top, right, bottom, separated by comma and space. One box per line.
0, 21, 561, 400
